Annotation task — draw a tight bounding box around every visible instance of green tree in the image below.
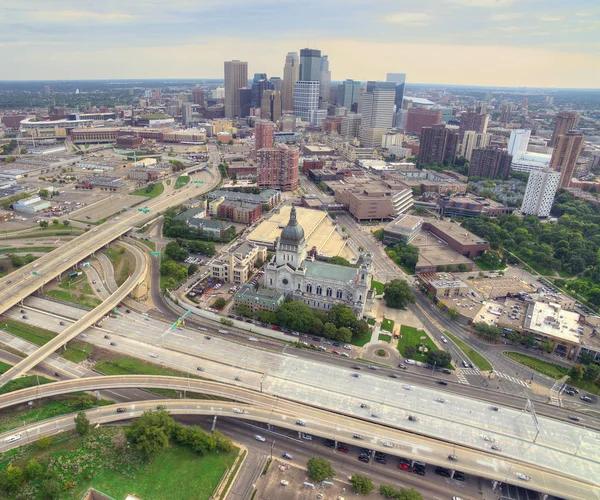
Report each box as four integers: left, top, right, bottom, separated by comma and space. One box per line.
125, 409, 175, 458
383, 279, 415, 309
220, 318, 234, 326
213, 297, 227, 310
37, 436, 51, 449
335, 326, 353, 343
74, 411, 91, 436
41, 479, 61, 499
306, 457, 335, 482
447, 307, 459, 320
584, 363, 600, 382
569, 364, 584, 381
38, 188, 50, 198
146, 183, 155, 193
4, 156, 15, 163
262, 203, 271, 213
165, 241, 189, 261
507, 332, 520, 343
405, 345, 416, 358
39, 220, 49, 229
350, 474, 374, 494
0, 465, 24, 493
328, 304, 357, 329
213, 429, 234, 452
24, 459, 43, 480
521, 333, 536, 348
458, 263, 468, 272
52, 218, 59, 225
63, 219, 70, 227
328, 256, 354, 267
473, 322, 501, 340
437, 265, 446, 272
427, 350, 452, 367
10, 254, 24, 267
539, 339, 555, 354
187, 263, 198, 276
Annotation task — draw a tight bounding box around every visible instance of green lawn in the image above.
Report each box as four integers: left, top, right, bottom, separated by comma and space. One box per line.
473, 258, 507, 272
0, 247, 55, 253
0, 396, 114, 434
351, 330, 372, 347
0, 318, 94, 363
503, 351, 568, 380
443, 331, 492, 371
378, 334, 392, 343
3, 427, 238, 500
138, 239, 157, 251
175, 175, 190, 189
366, 318, 376, 326
397, 325, 439, 363
567, 376, 600, 395
45, 289, 102, 309
512, 251, 553, 276
132, 182, 164, 198
371, 280, 384, 295
381, 318, 395, 333
0, 360, 53, 395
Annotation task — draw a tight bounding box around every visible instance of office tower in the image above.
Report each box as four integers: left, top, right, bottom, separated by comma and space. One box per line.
418, 124, 459, 166
499, 104, 515, 124
192, 89, 205, 107
309, 109, 327, 128
255, 120, 275, 151
337, 79, 361, 112
261, 90, 282, 122
469, 147, 513, 179
181, 102, 193, 125
360, 81, 396, 147
394, 109, 408, 130
549, 111, 580, 147
319, 56, 331, 104
406, 108, 442, 134
269, 77, 282, 92
293, 81, 320, 122
475, 101, 488, 114
299, 48, 322, 81
251, 74, 270, 109
224, 60, 248, 118
521, 98, 528, 110
341, 113, 361, 139
507, 129, 531, 157
282, 52, 300, 112
521, 169, 560, 217
458, 111, 489, 140
257, 145, 299, 191
238, 88, 252, 118
459, 131, 491, 161
550, 131, 584, 188
386, 73, 406, 110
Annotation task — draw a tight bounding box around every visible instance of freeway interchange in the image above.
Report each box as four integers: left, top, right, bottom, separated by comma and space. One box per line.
0, 151, 598, 499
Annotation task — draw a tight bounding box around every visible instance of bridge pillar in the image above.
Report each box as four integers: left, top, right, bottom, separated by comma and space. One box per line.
267, 423, 272, 431
450, 470, 456, 479
211, 415, 218, 432
94, 391, 100, 400
298, 431, 302, 439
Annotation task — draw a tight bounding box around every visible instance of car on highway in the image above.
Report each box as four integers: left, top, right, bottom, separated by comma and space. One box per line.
104, 335, 110, 339
381, 441, 393, 448
351, 373, 360, 378
482, 435, 495, 442
402, 384, 414, 390
149, 353, 157, 358
234, 376, 242, 381
204, 336, 211, 340
442, 369, 451, 374
301, 433, 312, 440
116, 408, 126, 413
341, 352, 349, 357
4, 434, 22, 443
408, 415, 418, 422
126, 309, 131, 313
295, 420, 306, 426
371, 412, 380, 418
110, 342, 117, 346
254, 435, 266, 442
232, 408, 246, 414
196, 367, 204, 371
437, 380, 448, 386
389, 374, 398, 378
247, 337, 259, 342
491, 444, 501, 451
22, 315, 28, 320
398, 363, 407, 369
156, 405, 166, 410
489, 406, 499, 411
515, 473, 530, 481
569, 415, 581, 422
447, 454, 459, 461
435, 398, 446, 403
359, 403, 368, 408
367, 365, 379, 370
54, 372, 61, 377
580, 395, 593, 403
352, 434, 363, 440
59, 321, 65, 326
352, 365, 361, 370
343, 344, 352, 350
282, 453, 293, 460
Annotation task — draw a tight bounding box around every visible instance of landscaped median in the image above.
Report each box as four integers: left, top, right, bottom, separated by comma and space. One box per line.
396, 325, 437, 363
444, 331, 492, 371
503, 351, 568, 379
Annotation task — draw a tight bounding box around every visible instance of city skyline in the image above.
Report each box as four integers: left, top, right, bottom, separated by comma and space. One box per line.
1, 0, 599, 87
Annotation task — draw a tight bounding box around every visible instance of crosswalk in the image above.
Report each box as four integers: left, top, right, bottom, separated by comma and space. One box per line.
550, 396, 563, 407
551, 380, 566, 393
457, 368, 530, 388
460, 368, 481, 376
494, 371, 529, 387
456, 371, 470, 385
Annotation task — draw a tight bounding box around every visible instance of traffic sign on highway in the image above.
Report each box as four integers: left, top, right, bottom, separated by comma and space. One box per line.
137, 208, 151, 213
151, 251, 161, 256
193, 181, 204, 184
31, 272, 38, 276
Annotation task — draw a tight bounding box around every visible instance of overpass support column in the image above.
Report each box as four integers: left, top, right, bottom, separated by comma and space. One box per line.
450, 470, 455, 479
94, 391, 100, 400
211, 416, 218, 432
267, 423, 272, 431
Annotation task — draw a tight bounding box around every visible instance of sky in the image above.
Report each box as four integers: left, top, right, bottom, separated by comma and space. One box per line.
1, 0, 599, 88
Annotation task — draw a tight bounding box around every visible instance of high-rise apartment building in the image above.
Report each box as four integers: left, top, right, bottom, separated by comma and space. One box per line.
458, 111, 489, 140
360, 81, 396, 148
550, 131, 584, 188
238, 88, 252, 118
224, 60, 248, 118
293, 81, 320, 122
469, 147, 512, 179
299, 48, 322, 81
255, 120, 275, 152
181, 102, 193, 125
257, 145, 299, 191
499, 104, 515, 124
192, 89, 205, 106
459, 131, 491, 161
507, 129, 531, 157
386, 73, 406, 110
406, 108, 442, 134
341, 113, 361, 139
319, 56, 331, 104
261, 90, 282, 122
282, 52, 300, 112
337, 79, 361, 112
549, 111, 580, 147
418, 124, 459, 166
521, 169, 560, 217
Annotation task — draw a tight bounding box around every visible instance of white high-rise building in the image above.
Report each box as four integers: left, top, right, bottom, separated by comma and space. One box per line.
282, 52, 299, 112
521, 168, 560, 217
181, 102, 193, 125
360, 81, 396, 147
319, 56, 331, 105
507, 129, 531, 157
460, 131, 491, 161
341, 113, 361, 139
293, 81, 320, 123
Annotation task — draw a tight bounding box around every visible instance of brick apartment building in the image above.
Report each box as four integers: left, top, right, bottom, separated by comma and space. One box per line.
257, 144, 299, 191
217, 200, 262, 224
405, 108, 442, 135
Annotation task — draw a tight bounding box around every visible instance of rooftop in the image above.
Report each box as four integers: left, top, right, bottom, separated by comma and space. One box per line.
304, 260, 358, 282
426, 220, 489, 247
385, 214, 424, 231
525, 302, 581, 344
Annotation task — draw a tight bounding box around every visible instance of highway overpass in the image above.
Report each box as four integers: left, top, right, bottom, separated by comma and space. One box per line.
0, 394, 597, 500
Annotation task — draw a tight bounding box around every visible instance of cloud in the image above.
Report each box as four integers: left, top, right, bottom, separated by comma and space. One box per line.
540, 16, 563, 22
490, 13, 524, 21
383, 12, 431, 25
32, 10, 136, 23
443, 0, 515, 7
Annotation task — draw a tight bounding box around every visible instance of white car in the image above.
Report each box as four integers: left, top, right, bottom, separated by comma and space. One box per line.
247, 337, 259, 342
149, 353, 157, 358
381, 440, 393, 448
254, 435, 266, 442
301, 433, 313, 440
343, 344, 352, 350
402, 385, 414, 391
341, 352, 349, 357
435, 398, 446, 403
483, 435, 495, 442
515, 473, 530, 481
232, 408, 246, 414
4, 434, 21, 443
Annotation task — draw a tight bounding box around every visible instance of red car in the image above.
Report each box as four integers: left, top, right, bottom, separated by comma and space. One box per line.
398, 463, 412, 472
332, 349, 340, 355
337, 445, 349, 453
271, 325, 280, 331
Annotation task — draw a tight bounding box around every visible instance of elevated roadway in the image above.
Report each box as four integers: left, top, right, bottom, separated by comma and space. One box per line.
0, 389, 597, 500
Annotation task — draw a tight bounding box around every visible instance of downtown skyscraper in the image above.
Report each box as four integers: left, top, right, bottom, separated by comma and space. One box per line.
224, 60, 248, 118
282, 52, 299, 112
360, 81, 396, 148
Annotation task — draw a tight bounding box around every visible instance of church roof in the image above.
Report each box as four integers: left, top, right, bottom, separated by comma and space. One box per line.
304, 260, 358, 282
279, 206, 305, 246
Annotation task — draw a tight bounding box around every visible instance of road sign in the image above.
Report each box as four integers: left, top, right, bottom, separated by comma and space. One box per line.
31, 272, 38, 276
193, 181, 204, 184
151, 251, 161, 256
137, 208, 151, 213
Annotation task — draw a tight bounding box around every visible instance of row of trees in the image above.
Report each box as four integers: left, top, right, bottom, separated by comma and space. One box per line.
163, 207, 237, 243
569, 363, 600, 385
385, 243, 419, 274
236, 299, 370, 343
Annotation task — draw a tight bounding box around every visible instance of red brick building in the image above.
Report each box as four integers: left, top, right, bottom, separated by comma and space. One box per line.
257, 144, 299, 191
406, 108, 442, 135
217, 200, 262, 224
254, 120, 274, 152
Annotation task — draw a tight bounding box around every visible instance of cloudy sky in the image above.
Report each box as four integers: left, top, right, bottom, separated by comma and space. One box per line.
2, 0, 599, 87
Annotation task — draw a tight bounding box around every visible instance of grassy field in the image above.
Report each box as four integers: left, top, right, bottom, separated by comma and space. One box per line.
366, 318, 376, 326
45, 289, 102, 309
473, 258, 507, 272
138, 239, 156, 251
0, 360, 53, 395
381, 318, 395, 333
2, 427, 238, 500
397, 325, 439, 364
0, 319, 94, 363
175, 175, 190, 189
132, 182, 164, 198
0, 396, 114, 434
351, 330, 372, 347
443, 331, 492, 371
0, 246, 55, 253
512, 251, 553, 276
504, 351, 568, 380
378, 334, 392, 343
371, 280, 384, 295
